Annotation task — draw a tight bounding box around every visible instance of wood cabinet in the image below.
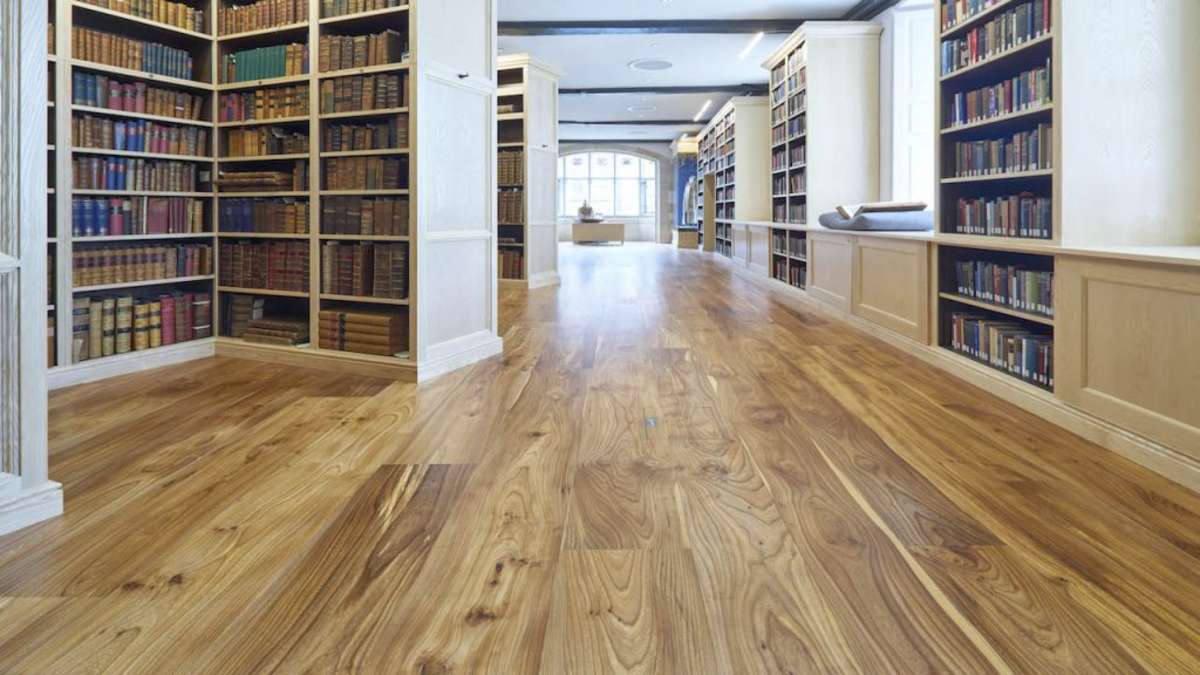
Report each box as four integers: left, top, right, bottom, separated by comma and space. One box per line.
852, 236, 929, 343
807, 231, 853, 312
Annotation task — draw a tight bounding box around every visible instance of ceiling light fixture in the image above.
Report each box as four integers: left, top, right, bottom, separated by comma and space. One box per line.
628, 58, 674, 72
692, 99, 712, 123
738, 31, 765, 60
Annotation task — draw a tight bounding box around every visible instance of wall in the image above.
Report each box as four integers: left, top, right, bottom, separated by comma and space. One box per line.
557, 141, 676, 243
876, 0, 935, 205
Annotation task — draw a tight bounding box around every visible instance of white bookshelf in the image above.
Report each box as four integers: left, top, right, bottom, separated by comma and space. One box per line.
695, 96, 770, 259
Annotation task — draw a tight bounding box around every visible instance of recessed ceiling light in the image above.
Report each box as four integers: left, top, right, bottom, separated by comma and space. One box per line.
692, 99, 713, 123
738, 32, 765, 60
627, 105, 657, 113
629, 58, 674, 72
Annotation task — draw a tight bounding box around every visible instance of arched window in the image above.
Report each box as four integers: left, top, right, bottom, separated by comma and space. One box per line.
557, 151, 657, 218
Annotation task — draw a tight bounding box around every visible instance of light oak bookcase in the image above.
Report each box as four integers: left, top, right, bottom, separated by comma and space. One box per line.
695, 96, 770, 260
47, 0, 501, 388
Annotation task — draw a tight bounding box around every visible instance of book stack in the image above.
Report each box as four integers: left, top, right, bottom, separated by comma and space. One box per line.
318, 308, 407, 356
940, 0, 1051, 76
948, 312, 1053, 388
319, 30, 407, 72
72, 197, 206, 236
319, 74, 405, 113
322, 157, 405, 190
498, 189, 524, 225
242, 317, 310, 346
73, 115, 209, 156
371, 244, 408, 298
945, 59, 1051, 129
79, 0, 206, 33
498, 248, 523, 280
951, 123, 1052, 177
498, 150, 523, 186
219, 85, 309, 122
222, 44, 309, 83
217, 161, 308, 192
320, 196, 407, 235
322, 116, 407, 151
788, 172, 805, 194
953, 260, 1053, 317
219, 240, 309, 292
219, 198, 309, 233
321, 241, 374, 296
224, 126, 309, 157
72, 73, 206, 122
72, 243, 214, 286
219, 0, 308, 34
221, 294, 265, 337
952, 193, 1051, 239
320, 0, 405, 19
71, 27, 196, 81
71, 291, 208, 361
72, 157, 202, 192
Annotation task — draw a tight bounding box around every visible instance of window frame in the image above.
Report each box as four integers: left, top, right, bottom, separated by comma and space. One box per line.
558, 151, 658, 219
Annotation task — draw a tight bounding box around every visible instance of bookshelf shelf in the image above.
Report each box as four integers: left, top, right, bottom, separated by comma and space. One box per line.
319, 293, 408, 306
940, 102, 1054, 135
319, 234, 409, 242
940, 0, 1017, 39
938, 292, 1054, 326
217, 232, 309, 239
73, 189, 214, 197
75, 275, 215, 293
939, 32, 1053, 83
216, 73, 310, 92
319, 148, 409, 158
319, 189, 409, 196
317, 106, 409, 120
218, 115, 309, 128
71, 59, 212, 92
216, 191, 308, 198
75, 233, 214, 242
71, 104, 214, 128
317, 61, 410, 79
933, 233, 1059, 254
71, 1, 213, 42
71, 147, 212, 162
318, 5, 410, 26
496, 112, 524, 122
496, 84, 524, 97
217, 286, 308, 299
218, 153, 311, 162
940, 169, 1053, 184
217, 21, 309, 43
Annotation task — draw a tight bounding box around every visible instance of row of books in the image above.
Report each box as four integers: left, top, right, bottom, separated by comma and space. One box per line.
789, 172, 806, 194
950, 193, 1051, 239
947, 312, 1054, 388
320, 0, 406, 19
71, 291, 211, 363
940, 0, 1006, 31
72, 243, 213, 286
219, 85, 309, 123
771, 258, 805, 289
319, 241, 408, 299
219, 240, 309, 292
772, 175, 786, 197
322, 157, 406, 190
321, 196, 408, 236
498, 248, 523, 281
219, 198, 309, 234
319, 30, 406, 73
498, 150, 524, 186
787, 115, 805, 139
771, 149, 786, 172
318, 308, 408, 357
788, 202, 807, 225
73, 157, 202, 192
218, 0, 308, 35
319, 74, 406, 113
48, 314, 55, 367
772, 123, 788, 145
217, 162, 308, 192
71, 72, 206, 122
940, 0, 1051, 76
224, 127, 309, 157
789, 91, 806, 118
952, 259, 1053, 317
790, 144, 806, 167
72, 115, 209, 157
221, 44, 309, 84
72, 27, 196, 81
945, 59, 1051, 129
323, 116, 408, 152
771, 230, 805, 257
498, 189, 524, 225
72, 197, 206, 237
950, 122, 1052, 177
78, 0, 206, 34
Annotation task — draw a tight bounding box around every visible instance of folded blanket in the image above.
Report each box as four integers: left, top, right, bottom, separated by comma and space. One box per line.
818, 210, 933, 232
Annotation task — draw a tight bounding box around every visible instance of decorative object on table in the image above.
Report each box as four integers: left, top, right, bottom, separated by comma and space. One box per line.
577, 201, 603, 223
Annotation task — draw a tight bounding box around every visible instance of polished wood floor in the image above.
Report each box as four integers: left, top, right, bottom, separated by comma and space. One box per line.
3, 243, 1200, 673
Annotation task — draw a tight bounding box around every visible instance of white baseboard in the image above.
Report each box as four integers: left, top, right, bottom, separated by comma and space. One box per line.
0, 480, 63, 536
48, 338, 216, 390
418, 330, 503, 382
528, 271, 561, 289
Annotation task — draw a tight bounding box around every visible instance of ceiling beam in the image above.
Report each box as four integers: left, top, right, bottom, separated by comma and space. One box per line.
561, 138, 680, 144
499, 20, 804, 36
560, 85, 767, 96
560, 120, 702, 126
842, 0, 903, 20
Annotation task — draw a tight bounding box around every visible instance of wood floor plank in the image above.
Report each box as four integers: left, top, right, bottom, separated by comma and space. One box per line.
564, 461, 687, 550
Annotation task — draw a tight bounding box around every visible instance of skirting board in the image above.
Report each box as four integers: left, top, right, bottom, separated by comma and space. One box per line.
48, 338, 216, 390
418, 330, 503, 382
0, 481, 63, 536
724, 258, 1200, 494
528, 271, 561, 289
215, 339, 417, 382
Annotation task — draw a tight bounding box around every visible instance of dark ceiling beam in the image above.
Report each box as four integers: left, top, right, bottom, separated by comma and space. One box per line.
560, 120, 701, 126
842, 0, 903, 20
560, 84, 767, 96
499, 19, 804, 37
561, 138, 680, 144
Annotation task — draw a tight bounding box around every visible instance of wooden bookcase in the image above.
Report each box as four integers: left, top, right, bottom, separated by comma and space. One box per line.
695, 96, 770, 259
496, 53, 560, 289
47, 0, 59, 368
47, 0, 500, 388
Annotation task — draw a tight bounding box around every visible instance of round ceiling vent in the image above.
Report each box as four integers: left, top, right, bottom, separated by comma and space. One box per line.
627, 105, 658, 113
628, 58, 674, 72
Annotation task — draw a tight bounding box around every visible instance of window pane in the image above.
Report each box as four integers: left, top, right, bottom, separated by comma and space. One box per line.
615, 153, 639, 178
565, 153, 588, 179
641, 179, 657, 215
590, 152, 615, 178
565, 179, 589, 213
640, 158, 656, 179
615, 179, 639, 216
590, 179, 614, 216
557, 179, 565, 215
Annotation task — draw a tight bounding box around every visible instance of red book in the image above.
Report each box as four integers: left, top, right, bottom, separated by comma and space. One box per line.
160, 294, 176, 345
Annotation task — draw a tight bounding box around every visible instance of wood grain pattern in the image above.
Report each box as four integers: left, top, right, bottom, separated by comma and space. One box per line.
2, 244, 1200, 673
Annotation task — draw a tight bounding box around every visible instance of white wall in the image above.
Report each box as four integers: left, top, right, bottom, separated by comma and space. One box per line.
877, 0, 935, 205
557, 141, 676, 243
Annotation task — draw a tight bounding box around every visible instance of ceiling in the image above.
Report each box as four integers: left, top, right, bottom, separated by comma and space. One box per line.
497, 0, 864, 143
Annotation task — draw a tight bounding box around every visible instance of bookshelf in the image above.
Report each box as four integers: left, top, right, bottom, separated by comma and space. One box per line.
496, 53, 560, 289
695, 96, 770, 259
46, 0, 501, 387
48, 0, 59, 367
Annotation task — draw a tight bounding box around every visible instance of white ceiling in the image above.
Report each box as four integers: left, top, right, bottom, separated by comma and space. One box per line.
498, 0, 855, 22
559, 122, 700, 143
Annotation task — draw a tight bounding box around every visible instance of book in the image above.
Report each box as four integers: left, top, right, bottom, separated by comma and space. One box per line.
224, 126, 309, 158
317, 308, 407, 355
219, 0, 307, 35
73, 114, 208, 157
218, 240, 309, 292
319, 30, 407, 72
219, 85, 309, 123
72, 243, 213, 287
219, 198, 309, 234
72, 27, 196, 81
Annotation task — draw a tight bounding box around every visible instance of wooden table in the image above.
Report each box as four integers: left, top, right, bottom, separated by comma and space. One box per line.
572, 221, 625, 245
676, 228, 700, 249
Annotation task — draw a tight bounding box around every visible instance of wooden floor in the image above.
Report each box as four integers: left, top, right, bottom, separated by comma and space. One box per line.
3, 243, 1200, 673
